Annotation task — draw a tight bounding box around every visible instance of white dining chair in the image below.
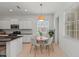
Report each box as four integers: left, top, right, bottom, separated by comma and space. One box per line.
44, 37, 53, 45
30, 37, 40, 56
43, 37, 54, 56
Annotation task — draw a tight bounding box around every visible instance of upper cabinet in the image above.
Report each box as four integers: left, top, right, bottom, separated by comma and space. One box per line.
10, 19, 19, 24
0, 18, 33, 29
19, 20, 32, 29
0, 20, 10, 29
0, 19, 19, 29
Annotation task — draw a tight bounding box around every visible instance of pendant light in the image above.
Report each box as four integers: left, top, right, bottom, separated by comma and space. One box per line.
38, 3, 45, 21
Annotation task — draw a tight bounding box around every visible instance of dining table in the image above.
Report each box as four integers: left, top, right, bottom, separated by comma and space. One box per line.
36, 36, 49, 53
36, 36, 48, 44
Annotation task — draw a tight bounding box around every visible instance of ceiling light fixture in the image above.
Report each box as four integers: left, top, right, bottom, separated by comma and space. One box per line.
9, 9, 13, 12
38, 3, 45, 21
24, 9, 28, 12
16, 5, 21, 9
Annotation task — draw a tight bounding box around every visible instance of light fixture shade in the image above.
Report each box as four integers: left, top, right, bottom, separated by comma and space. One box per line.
38, 16, 45, 21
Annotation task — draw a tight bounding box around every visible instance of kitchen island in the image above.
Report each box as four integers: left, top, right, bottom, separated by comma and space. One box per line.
0, 35, 23, 57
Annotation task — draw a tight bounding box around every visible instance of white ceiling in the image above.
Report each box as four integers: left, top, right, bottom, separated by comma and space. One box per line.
0, 2, 76, 16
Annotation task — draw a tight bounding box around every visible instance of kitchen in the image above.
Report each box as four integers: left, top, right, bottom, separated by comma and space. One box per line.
0, 18, 33, 57
0, 15, 53, 57
0, 17, 53, 57
0, 2, 54, 57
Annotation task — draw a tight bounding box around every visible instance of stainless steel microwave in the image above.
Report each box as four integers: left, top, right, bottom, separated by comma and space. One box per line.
11, 24, 19, 29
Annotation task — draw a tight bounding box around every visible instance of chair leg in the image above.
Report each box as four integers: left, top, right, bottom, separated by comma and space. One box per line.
45, 45, 49, 56
48, 46, 50, 56
46, 45, 50, 56
52, 46, 54, 52
30, 44, 32, 54
40, 45, 43, 54
51, 44, 54, 52
34, 46, 37, 56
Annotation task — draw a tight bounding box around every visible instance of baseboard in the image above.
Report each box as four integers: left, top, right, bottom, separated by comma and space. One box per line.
23, 42, 30, 44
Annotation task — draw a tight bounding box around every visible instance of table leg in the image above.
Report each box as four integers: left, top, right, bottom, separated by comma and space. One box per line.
40, 45, 43, 54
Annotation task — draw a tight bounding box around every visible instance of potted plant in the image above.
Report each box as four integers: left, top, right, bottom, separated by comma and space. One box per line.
48, 30, 54, 37
38, 31, 43, 36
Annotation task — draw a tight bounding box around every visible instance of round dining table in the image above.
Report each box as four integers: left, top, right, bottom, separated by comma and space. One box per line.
36, 36, 48, 44
36, 36, 49, 53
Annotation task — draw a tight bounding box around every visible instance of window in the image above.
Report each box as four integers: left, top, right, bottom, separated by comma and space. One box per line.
36, 20, 49, 36
65, 7, 79, 39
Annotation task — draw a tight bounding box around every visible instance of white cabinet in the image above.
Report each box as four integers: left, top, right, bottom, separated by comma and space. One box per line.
10, 19, 19, 24
6, 37, 22, 57
22, 35, 32, 42
19, 20, 32, 29
0, 20, 10, 29
0, 19, 19, 29
0, 19, 32, 29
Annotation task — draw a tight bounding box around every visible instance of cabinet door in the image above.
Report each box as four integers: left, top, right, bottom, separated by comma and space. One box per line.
0, 21, 10, 29
10, 19, 19, 24
19, 20, 32, 29
22, 35, 32, 42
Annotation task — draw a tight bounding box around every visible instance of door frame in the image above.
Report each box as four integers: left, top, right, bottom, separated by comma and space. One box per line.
55, 16, 59, 45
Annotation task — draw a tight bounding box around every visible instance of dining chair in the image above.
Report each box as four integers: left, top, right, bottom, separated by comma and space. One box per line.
43, 37, 54, 56
30, 37, 40, 56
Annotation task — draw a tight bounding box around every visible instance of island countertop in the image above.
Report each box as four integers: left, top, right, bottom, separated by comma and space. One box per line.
0, 35, 23, 57
0, 35, 23, 42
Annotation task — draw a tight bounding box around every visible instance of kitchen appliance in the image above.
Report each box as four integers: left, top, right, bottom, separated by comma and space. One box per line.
13, 31, 21, 34
11, 24, 19, 29
8, 31, 21, 36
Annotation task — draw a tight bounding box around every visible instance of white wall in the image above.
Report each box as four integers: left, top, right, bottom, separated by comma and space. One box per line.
0, 14, 54, 43
0, 14, 54, 35
54, 10, 65, 44
54, 3, 79, 57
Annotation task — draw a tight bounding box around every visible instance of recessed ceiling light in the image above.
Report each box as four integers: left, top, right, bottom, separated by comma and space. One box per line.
16, 5, 21, 9
24, 9, 28, 12
9, 9, 13, 12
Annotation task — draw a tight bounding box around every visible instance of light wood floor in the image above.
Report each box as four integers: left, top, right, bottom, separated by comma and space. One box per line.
17, 43, 64, 57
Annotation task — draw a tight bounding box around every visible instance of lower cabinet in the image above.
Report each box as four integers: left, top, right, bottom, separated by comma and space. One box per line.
22, 35, 32, 43
6, 37, 22, 57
